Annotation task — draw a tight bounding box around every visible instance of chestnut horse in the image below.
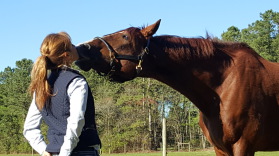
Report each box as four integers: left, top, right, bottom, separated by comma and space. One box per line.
75, 20, 279, 156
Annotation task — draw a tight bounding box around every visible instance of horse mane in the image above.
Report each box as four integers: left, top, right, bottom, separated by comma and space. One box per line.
152, 35, 217, 60
151, 35, 255, 62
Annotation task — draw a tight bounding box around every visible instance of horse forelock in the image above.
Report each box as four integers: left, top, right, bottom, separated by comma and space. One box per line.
103, 27, 141, 38
103, 30, 125, 38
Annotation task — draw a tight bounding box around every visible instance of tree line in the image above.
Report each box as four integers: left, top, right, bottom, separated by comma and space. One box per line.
0, 10, 278, 154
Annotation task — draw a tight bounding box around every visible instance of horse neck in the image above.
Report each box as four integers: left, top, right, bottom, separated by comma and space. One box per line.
143, 36, 230, 117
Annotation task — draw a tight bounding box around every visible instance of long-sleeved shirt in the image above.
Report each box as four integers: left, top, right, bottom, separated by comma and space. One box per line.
23, 77, 88, 156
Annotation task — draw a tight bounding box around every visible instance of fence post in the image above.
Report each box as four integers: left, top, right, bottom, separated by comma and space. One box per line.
162, 117, 167, 156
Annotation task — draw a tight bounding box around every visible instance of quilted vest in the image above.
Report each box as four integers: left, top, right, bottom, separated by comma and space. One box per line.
41, 68, 101, 152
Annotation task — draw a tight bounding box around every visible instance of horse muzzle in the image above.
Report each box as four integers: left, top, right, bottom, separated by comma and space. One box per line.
76, 43, 92, 60
75, 43, 97, 71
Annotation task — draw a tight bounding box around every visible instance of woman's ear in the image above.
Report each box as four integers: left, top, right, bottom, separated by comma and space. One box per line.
61, 52, 70, 58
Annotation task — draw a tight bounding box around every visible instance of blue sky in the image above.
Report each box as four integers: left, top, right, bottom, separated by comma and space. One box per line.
1, 0, 278, 72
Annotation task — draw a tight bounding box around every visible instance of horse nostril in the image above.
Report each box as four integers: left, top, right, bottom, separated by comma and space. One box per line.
83, 43, 91, 50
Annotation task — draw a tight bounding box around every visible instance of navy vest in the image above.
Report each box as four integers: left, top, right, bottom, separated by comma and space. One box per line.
41, 68, 101, 153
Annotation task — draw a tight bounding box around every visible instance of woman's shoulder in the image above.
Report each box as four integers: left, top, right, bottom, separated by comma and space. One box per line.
61, 66, 80, 74
49, 66, 86, 86
57, 66, 86, 79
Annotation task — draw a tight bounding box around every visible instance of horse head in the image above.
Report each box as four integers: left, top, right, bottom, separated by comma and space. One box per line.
75, 20, 161, 82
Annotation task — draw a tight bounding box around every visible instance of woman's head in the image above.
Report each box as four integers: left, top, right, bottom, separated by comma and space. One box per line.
29, 32, 78, 110
40, 32, 78, 68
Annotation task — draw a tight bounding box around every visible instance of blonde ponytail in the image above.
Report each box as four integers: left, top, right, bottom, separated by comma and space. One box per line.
29, 55, 52, 110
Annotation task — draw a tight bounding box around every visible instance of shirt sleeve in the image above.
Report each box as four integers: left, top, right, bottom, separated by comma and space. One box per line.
59, 77, 88, 156
23, 93, 47, 155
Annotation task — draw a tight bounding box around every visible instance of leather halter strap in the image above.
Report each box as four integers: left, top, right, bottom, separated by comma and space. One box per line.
94, 37, 150, 76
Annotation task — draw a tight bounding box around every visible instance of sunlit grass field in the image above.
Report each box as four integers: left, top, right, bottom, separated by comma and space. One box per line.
2, 151, 279, 156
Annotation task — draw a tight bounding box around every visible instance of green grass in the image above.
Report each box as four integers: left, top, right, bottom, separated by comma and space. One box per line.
101, 151, 279, 156
255, 151, 279, 156
101, 151, 215, 156
1, 151, 279, 156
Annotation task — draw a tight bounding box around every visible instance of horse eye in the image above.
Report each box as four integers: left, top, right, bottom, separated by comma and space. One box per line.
122, 35, 128, 40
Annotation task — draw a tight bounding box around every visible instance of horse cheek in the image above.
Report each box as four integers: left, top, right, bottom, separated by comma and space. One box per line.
120, 60, 137, 75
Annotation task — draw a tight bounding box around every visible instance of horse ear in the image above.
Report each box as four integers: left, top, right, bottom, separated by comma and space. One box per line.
141, 19, 161, 38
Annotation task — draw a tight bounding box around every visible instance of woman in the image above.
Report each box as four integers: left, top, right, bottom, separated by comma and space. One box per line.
23, 32, 101, 156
